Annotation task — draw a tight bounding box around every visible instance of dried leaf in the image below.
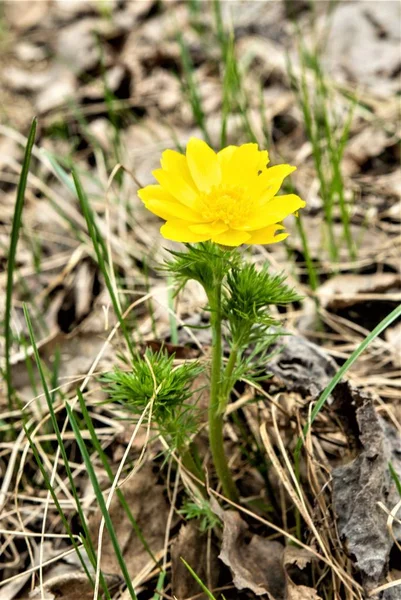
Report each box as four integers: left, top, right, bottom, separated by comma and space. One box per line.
171, 522, 219, 600
385, 322, 401, 367
286, 583, 322, 600
323, 1, 401, 97
332, 382, 401, 594
317, 273, 401, 311
89, 464, 169, 580
28, 571, 119, 600
218, 511, 319, 599
268, 333, 338, 398
219, 510, 287, 598
4, 0, 50, 30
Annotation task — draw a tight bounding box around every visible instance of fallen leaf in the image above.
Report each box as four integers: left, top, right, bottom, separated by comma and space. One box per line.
267, 332, 338, 399
171, 522, 219, 600
283, 546, 313, 572
343, 126, 397, 175
56, 18, 116, 75
317, 273, 401, 311
218, 510, 320, 599
4, 0, 51, 31
28, 571, 119, 600
219, 510, 287, 597
89, 463, 169, 580
332, 382, 401, 594
286, 583, 322, 600
35, 67, 77, 114
323, 1, 401, 97
385, 321, 401, 367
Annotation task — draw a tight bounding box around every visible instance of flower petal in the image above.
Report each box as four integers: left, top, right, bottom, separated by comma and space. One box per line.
188, 221, 228, 235
240, 194, 306, 231
250, 165, 296, 201
152, 168, 198, 207
247, 224, 288, 245
138, 184, 176, 205
160, 149, 198, 191
212, 229, 251, 246
160, 219, 211, 242
138, 185, 201, 221
217, 145, 236, 171
221, 143, 269, 185
186, 138, 221, 193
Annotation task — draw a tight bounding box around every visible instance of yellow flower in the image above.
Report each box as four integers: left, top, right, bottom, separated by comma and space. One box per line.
138, 138, 305, 246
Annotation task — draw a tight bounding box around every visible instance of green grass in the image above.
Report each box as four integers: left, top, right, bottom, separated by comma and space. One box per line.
295, 303, 401, 460
4, 118, 37, 410
180, 558, 220, 600
287, 36, 356, 264
178, 32, 212, 146
66, 401, 138, 599
23, 304, 111, 596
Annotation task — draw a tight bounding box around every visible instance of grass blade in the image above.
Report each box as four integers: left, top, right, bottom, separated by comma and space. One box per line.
180, 558, 217, 600
66, 401, 138, 599
23, 423, 94, 585
23, 305, 112, 598
72, 167, 136, 359
76, 388, 161, 568
4, 118, 37, 409
295, 303, 401, 459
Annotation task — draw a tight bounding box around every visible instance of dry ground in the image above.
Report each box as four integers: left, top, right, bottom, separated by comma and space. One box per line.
0, 1, 400, 599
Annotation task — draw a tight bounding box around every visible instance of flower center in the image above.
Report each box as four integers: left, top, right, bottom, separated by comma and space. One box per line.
198, 184, 252, 227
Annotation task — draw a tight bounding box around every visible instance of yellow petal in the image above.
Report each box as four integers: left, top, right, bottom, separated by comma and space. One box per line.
212, 229, 251, 246
147, 200, 202, 222
160, 149, 198, 191
186, 138, 221, 193
250, 165, 296, 201
189, 221, 228, 235
160, 219, 211, 242
138, 184, 177, 205
138, 185, 201, 221
217, 145, 236, 171
240, 194, 306, 231
247, 224, 288, 245
221, 143, 269, 185
152, 168, 198, 208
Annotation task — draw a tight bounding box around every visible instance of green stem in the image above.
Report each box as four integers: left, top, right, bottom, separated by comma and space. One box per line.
181, 447, 205, 487
207, 285, 240, 504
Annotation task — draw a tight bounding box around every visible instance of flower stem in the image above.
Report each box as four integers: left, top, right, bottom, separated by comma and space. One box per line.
220, 346, 239, 412
208, 285, 240, 504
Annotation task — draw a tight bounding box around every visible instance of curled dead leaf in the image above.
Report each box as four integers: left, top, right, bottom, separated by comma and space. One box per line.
332, 382, 401, 595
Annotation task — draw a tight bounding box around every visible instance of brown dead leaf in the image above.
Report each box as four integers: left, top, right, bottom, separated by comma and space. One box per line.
218, 510, 319, 599
34, 68, 77, 115
332, 382, 401, 594
286, 583, 322, 600
323, 1, 401, 97
343, 126, 397, 175
171, 522, 219, 600
4, 0, 50, 31
317, 273, 401, 310
385, 322, 401, 367
267, 332, 338, 399
283, 546, 313, 572
219, 510, 287, 598
28, 571, 119, 600
56, 18, 117, 75
89, 463, 169, 580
